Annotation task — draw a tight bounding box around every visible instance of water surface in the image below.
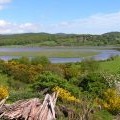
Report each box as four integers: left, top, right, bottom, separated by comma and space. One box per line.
0, 47, 120, 63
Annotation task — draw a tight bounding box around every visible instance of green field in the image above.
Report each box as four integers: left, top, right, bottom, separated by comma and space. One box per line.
100, 57, 120, 73
0, 51, 99, 58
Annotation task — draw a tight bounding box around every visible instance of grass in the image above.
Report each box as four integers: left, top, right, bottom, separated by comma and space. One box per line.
0, 51, 99, 58
0, 74, 9, 86
0, 45, 118, 49
100, 57, 120, 73
92, 110, 113, 120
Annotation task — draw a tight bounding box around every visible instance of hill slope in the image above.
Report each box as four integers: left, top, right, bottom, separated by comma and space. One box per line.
0, 32, 120, 46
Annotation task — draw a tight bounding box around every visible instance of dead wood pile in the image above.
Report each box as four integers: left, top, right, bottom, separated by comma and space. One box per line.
0, 92, 58, 120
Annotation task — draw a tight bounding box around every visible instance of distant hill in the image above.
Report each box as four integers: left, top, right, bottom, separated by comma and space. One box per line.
0, 32, 120, 46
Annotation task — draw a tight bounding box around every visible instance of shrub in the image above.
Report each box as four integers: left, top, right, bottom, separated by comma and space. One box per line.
7, 78, 27, 90
0, 86, 9, 100
31, 56, 50, 65
16, 57, 30, 65
1, 61, 43, 83
69, 77, 79, 86
0, 59, 5, 73
0, 74, 9, 86
31, 71, 80, 96
44, 64, 64, 78
79, 73, 109, 97
62, 65, 80, 80
81, 59, 99, 73
8, 91, 43, 102
102, 89, 120, 115
107, 55, 119, 61
52, 86, 80, 103
101, 73, 120, 88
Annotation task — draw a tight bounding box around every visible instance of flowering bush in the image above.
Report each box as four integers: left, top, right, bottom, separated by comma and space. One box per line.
101, 73, 120, 88
52, 86, 80, 103
32, 71, 80, 96
102, 89, 120, 115
0, 86, 9, 100
2, 61, 43, 83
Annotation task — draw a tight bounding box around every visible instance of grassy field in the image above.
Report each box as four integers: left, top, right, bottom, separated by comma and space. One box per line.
0, 51, 99, 58
0, 45, 118, 49
100, 57, 120, 73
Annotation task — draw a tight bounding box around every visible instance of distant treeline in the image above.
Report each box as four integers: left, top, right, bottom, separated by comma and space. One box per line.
0, 32, 120, 46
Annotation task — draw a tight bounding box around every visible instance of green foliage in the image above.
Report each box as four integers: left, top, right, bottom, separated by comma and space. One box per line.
32, 71, 80, 96
107, 55, 119, 61
1, 61, 42, 83
7, 78, 27, 90
69, 77, 79, 86
31, 56, 50, 65
0, 74, 9, 86
44, 64, 64, 77
100, 56, 120, 73
92, 110, 113, 120
60, 63, 80, 80
0, 59, 5, 73
0, 57, 119, 118
15, 56, 30, 65
0, 32, 120, 46
81, 59, 99, 73
8, 91, 43, 102
79, 73, 109, 97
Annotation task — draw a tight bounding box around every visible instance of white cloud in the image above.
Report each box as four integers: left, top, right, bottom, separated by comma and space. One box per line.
0, 20, 41, 34
0, 5, 4, 10
47, 11, 120, 34
0, 0, 12, 10
0, 0, 12, 4
0, 11, 120, 34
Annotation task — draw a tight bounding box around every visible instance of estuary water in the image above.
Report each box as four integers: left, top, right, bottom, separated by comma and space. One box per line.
0, 47, 120, 63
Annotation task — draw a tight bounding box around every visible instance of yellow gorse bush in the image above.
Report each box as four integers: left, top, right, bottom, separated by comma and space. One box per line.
3, 61, 43, 83
0, 86, 9, 100
102, 88, 120, 114
52, 86, 80, 103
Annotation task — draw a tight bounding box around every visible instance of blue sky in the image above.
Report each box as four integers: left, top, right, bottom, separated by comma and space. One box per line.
0, 0, 120, 34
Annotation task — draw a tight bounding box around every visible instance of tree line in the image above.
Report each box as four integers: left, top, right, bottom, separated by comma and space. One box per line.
0, 32, 120, 46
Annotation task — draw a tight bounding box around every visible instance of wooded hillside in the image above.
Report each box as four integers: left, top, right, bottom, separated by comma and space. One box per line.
0, 32, 120, 46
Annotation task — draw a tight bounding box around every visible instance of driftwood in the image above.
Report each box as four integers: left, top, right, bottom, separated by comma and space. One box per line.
0, 92, 58, 120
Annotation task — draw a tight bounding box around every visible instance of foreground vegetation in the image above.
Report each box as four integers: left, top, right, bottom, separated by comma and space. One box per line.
0, 56, 120, 119
100, 56, 120, 73
0, 32, 120, 46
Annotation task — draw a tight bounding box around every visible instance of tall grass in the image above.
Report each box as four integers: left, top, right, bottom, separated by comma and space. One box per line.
100, 57, 120, 73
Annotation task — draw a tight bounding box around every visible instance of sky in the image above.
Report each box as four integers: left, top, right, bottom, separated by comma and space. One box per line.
0, 0, 120, 34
